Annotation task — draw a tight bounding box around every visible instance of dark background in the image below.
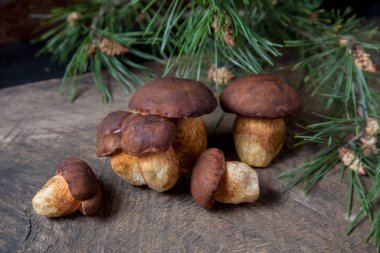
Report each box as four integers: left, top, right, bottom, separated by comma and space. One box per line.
0, 0, 379, 89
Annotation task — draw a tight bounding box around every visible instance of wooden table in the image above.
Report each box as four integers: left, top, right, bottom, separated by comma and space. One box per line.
0, 74, 375, 252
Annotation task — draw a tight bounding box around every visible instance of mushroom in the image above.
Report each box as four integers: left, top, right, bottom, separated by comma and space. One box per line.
96, 111, 131, 157
110, 114, 179, 192
128, 77, 217, 175
191, 148, 259, 209
220, 74, 302, 167
32, 157, 102, 217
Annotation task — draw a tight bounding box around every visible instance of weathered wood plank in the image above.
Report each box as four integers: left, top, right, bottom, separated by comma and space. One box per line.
0, 73, 375, 253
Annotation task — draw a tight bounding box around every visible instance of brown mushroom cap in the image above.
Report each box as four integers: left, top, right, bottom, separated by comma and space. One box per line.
96, 111, 131, 156
56, 157, 102, 216
129, 77, 217, 118
96, 134, 122, 157
121, 114, 176, 156
220, 74, 302, 118
191, 148, 225, 209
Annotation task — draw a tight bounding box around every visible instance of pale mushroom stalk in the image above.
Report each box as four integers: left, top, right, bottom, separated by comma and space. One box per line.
215, 161, 260, 204
32, 174, 81, 217
233, 116, 285, 167
111, 147, 179, 192
171, 117, 207, 175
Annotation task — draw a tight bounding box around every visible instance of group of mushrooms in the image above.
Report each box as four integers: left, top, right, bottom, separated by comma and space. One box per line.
32, 74, 301, 217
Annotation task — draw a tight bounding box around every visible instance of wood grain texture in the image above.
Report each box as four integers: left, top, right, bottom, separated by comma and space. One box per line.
0, 72, 375, 253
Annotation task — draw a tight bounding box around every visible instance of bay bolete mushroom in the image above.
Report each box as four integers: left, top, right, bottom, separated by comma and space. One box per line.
191, 148, 259, 209
220, 74, 302, 167
128, 77, 217, 174
32, 157, 102, 217
96, 111, 131, 157
110, 114, 179, 192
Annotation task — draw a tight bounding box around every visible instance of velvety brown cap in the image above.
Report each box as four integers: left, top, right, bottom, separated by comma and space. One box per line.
220, 75, 302, 118
96, 111, 131, 156
96, 134, 121, 157
191, 148, 225, 209
56, 157, 102, 216
121, 114, 176, 156
129, 78, 217, 118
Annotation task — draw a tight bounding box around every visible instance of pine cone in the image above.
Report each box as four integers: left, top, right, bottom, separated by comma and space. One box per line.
207, 64, 234, 86
338, 147, 366, 175
67, 12, 80, 27
360, 137, 377, 156
99, 37, 129, 56
223, 27, 236, 47
212, 15, 236, 47
353, 46, 376, 73
365, 118, 379, 137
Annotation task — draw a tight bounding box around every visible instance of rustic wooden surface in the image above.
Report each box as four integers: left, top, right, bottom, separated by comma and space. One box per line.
0, 73, 375, 253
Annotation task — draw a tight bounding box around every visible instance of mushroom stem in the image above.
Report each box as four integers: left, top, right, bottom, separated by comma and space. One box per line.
233, 116, 285, 167
32, 175, 81, 217
171, 117, 207, 175
111, 152, 147, 186
139, 147, 179, 192
215, 161, 260, 204
110, 147, 179, 192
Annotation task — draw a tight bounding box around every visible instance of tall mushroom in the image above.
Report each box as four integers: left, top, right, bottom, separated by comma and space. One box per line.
110, 114, 179, 192
220, 74, 302, 167
128, 77, 217, 175
191, 148, 260, 209
32, 157, 102, 217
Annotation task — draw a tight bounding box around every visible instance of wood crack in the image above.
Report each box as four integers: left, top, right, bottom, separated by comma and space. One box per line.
23, 209, 32, 242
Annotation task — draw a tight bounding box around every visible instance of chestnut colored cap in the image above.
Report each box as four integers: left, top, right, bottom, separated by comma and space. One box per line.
129, 78, 217, 118
56, 157, 102, 216
96, 134, 121, 157
96, 111, 131, 156
121, 114, 176, 156
220, 74, 302, 118
191, 148, 225, 209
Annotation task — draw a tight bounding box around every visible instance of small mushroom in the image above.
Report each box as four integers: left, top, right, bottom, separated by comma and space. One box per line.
32, 157, 102, 217
191, 148, 259, 209
96, 111, 131, 156
220, 75, 302, 167
129, 77, 217, 175
110, 114, 179, 192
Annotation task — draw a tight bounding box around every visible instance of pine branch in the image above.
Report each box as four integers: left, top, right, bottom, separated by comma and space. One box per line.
35, 0, 161, 102
144, 0, 281, 88
281, 8, 380, 250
